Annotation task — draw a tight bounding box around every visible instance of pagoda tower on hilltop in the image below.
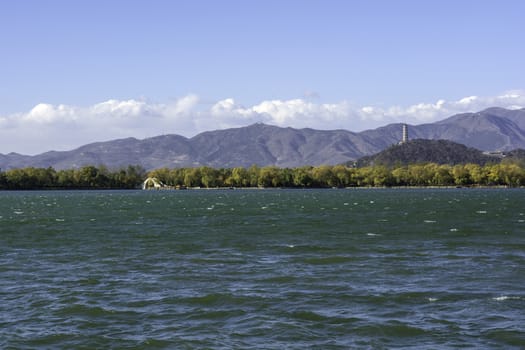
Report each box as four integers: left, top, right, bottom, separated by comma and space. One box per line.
400, 124, 408, 144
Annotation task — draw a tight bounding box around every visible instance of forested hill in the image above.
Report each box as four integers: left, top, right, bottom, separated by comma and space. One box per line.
502, 149, 525, 166
354, 139, 498, 167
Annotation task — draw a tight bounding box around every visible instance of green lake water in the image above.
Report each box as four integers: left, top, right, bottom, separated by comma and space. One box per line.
1, 188, 524, 349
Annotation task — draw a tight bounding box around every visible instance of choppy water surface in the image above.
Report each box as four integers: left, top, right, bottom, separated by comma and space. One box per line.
1, 188, 524, 349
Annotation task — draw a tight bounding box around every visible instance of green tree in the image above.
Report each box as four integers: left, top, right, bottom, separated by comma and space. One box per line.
228, 167, 248, 187
280, 168, 294, 187
0, 170, 6, 189
391, 166, 409, 186
464, 163, 488, 186
200, 166, 218, 188
452, 165, 471, 186
4, 168, 28, 189
500, 163, 525, 187
56, 169, 75, 187
258, 166, 281, 187
432, 164, 454, 186
247, 165, 260, 187
357, 167, 375, 187
147, 168, 171, 185
184, 168, 201, 187
311, 165, 336, 187
122, 165, 146, 188
293, 166, 313, 187
332, 165, 351, 187
168, 168, 186, 186
370, 166, 393, 186
407, 164, 432, 186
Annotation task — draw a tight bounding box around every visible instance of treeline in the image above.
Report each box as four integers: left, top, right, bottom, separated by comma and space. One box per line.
0, 165, 145, 190
2, 162, 525, 190
147, 162, 525, 188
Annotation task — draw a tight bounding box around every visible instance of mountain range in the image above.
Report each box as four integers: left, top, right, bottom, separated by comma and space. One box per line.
1, 107, 525, 170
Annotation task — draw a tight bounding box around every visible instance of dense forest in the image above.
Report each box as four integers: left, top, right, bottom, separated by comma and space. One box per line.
2, 161, 525, 190
145, 162, 525, 188
0, 165, 146, 190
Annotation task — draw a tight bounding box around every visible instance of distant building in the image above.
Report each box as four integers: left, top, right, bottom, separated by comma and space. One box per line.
400, 124, 408, 144
482, 151, 505, 158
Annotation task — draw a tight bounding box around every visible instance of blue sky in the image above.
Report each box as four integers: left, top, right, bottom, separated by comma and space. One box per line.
1, 0, 524, 154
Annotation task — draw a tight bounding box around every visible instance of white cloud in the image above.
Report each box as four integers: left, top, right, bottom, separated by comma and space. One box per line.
1, 90, 524, 154
23, 103, 76, 124
165, 94, 199, 116
210, 98, 355, 130
458, 96, 478, 105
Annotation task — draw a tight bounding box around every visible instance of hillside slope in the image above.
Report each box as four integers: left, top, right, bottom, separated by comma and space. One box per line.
354, 139, 498, 167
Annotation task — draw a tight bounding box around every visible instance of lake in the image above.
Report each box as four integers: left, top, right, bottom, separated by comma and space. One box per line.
1, 188, 524, 349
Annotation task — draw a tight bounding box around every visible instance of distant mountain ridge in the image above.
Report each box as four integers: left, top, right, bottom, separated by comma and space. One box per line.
1, 107, 525, 170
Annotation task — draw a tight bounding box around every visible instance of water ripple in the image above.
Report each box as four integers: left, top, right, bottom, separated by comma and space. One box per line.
1, 189, 525, 348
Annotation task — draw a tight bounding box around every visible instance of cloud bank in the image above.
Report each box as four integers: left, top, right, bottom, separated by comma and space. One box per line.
1, 91, 524, 155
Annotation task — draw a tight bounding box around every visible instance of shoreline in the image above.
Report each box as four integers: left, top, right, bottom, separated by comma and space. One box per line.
0, 185, 519, 192
140, 185, 518, 191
